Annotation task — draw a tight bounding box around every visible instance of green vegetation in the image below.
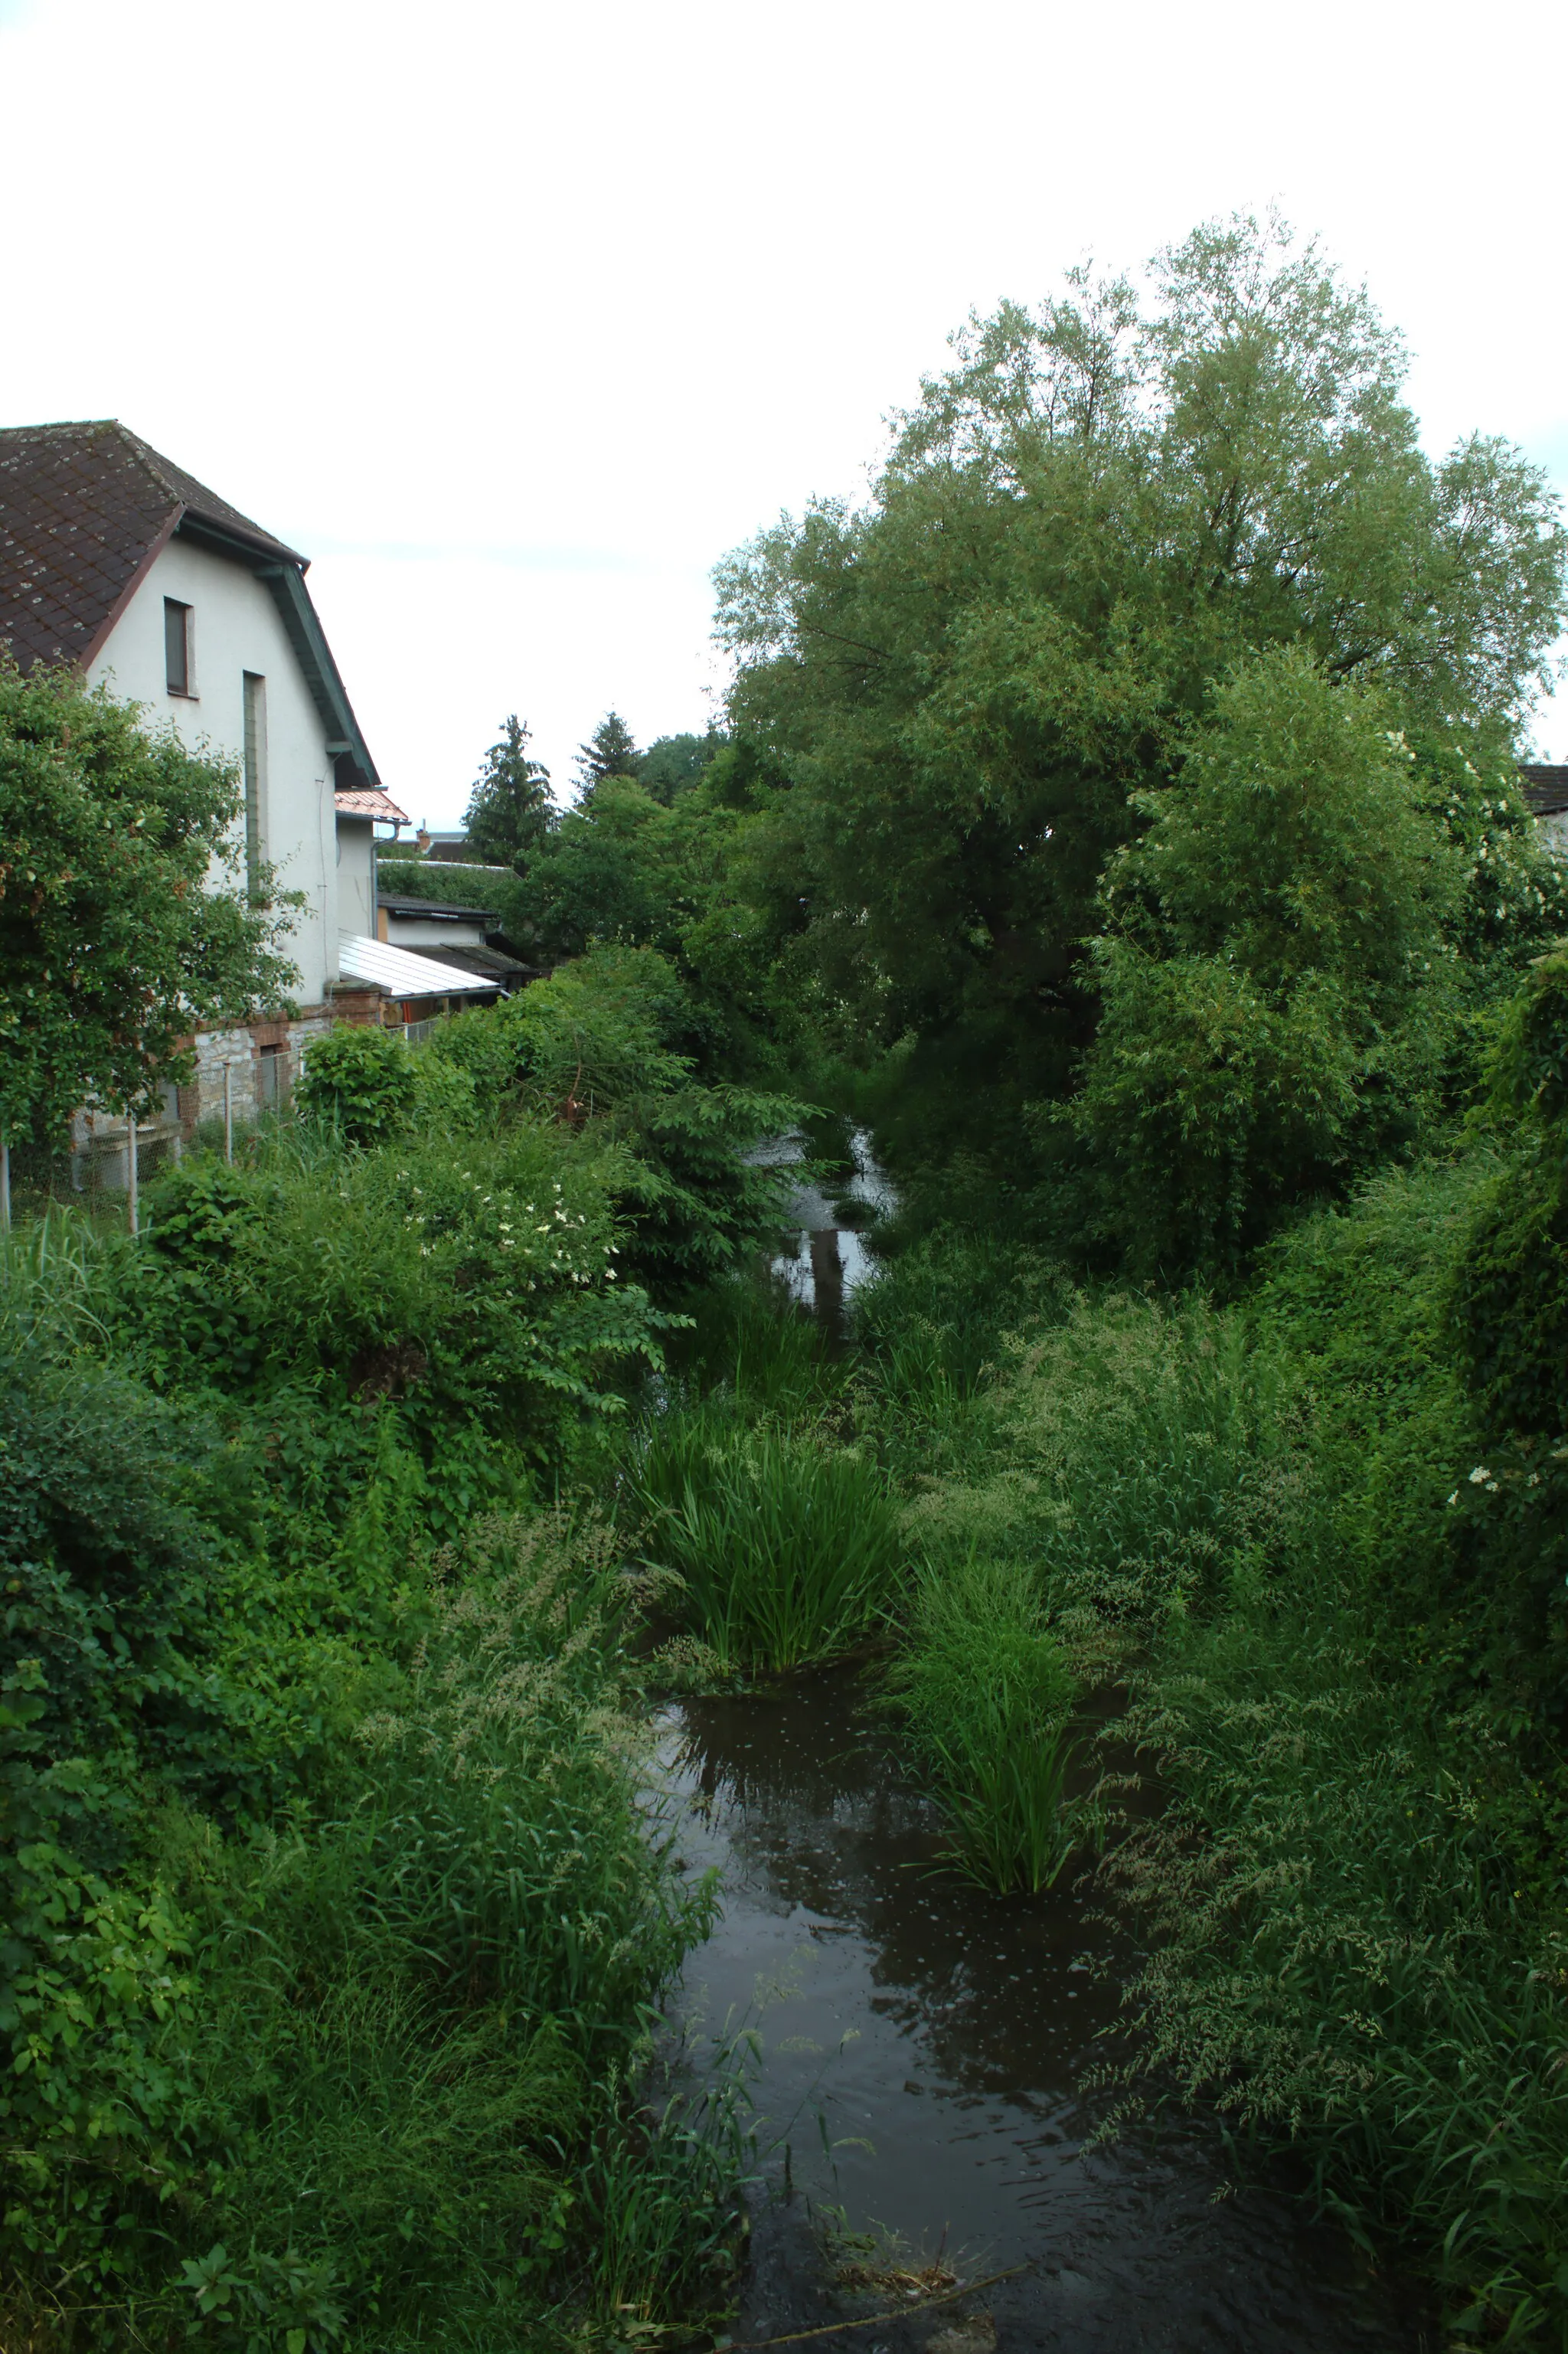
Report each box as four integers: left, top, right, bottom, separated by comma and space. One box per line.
714, 214, 1568, 1225
0, 658, 297, 1143
462, 712, 553, 867
885, 1555, 1078, 1894
0, 950, 798, 2350
9, 210, 1568, 2348
635, 1408, 899, 1673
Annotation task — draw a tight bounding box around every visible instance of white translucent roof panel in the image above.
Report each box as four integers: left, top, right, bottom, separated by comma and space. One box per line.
337, 933, 494, 995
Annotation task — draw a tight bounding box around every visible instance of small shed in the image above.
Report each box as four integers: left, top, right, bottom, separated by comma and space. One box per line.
1520, 764, 1568, 853
337, 933, 500, 1028
375, 891, 534, 992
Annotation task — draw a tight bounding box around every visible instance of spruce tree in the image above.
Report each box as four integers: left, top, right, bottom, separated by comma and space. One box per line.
574, 710, 642, 794
463, 715, 553, 866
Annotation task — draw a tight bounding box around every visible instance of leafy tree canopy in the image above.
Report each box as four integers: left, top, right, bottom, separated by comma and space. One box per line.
638, 729, 725, 804
462, 714, 554, 867
0, 660, 298, 1142
715, 213, 1567, 1126
1067, 648, 1465, 1270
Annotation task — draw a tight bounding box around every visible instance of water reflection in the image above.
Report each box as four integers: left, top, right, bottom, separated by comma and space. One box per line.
663, 1671, 1429, 2353
754, 1125, 894, 1320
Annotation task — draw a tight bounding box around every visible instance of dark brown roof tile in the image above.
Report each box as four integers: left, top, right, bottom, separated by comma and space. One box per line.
0, 418, 304, 674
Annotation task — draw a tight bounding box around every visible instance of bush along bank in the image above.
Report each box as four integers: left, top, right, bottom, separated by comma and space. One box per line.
0, 949, 799, 2352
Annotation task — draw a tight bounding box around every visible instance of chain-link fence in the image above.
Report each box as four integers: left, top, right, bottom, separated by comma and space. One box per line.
0, 1041, 312, 1234
0, 1019, 470, 1234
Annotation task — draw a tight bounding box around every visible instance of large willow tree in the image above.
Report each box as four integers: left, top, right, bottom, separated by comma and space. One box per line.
715, 216, 1566, 1155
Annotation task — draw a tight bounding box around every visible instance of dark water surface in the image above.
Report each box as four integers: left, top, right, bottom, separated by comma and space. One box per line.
659, 1670, 1432, 2353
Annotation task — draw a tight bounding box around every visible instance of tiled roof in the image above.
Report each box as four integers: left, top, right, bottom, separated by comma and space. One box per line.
1520, 764, 1568, 819
0, 419, 303, 673
335, 786, 411, 826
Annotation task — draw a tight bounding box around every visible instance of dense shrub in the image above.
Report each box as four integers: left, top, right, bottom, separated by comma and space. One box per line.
127, 1123, 660, 1479
1, 1511, 737, 2349
1453, 948, 1568, 1443
1069, 649, 1462, 1273
431, 947, 802, 1288
0, 1330, 247, 1806
296, 1022, 478, 1146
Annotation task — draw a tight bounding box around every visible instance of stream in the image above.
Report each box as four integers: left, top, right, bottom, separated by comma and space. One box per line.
657, 1130, 1431, 2352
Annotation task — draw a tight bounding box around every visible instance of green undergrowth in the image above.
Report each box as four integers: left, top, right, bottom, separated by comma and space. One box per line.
1, 956, 812, 2350
884, 1553, 1079, 1894
844, 1139, 1568, 2340
3, 1498, 744, 2351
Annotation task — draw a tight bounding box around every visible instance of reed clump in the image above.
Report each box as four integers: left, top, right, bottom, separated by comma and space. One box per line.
635, 1406, 900, 1672
887, 1553, 1080, 1895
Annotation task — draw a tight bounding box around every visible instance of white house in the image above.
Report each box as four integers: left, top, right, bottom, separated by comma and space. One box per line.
0, 420, 493, 1128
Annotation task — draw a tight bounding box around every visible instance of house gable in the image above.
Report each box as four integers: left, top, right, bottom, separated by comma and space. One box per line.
0, 419, 378, 793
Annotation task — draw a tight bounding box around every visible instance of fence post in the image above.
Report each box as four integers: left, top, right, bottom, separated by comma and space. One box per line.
224, 1062, 234, 1163
1, 1135, 8, 1234
126, 1113, 138, 1236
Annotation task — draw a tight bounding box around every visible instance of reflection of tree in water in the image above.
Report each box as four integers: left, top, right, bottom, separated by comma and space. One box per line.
671, 1673, 1121, 2107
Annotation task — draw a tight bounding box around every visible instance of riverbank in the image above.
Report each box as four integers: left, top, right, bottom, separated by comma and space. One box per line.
657, 1123, 1566, 2349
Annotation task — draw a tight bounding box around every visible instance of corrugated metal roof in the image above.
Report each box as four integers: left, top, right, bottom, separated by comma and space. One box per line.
337, 934, 495, 995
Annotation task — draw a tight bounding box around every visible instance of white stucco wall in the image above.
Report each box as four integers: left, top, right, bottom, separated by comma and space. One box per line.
87, 536, 339, 1002
337, 814, 376, 939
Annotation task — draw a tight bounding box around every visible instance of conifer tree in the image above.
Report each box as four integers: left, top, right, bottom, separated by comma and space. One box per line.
463, 715, 553, 866
574, 710, 642, 794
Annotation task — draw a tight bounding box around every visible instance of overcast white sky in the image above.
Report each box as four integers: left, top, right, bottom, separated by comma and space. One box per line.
3, 0, 1566, 824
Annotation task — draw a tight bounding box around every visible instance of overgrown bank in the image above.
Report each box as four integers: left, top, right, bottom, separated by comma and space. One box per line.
835, 1116, 1568, 2341
2, 950, 789, 2352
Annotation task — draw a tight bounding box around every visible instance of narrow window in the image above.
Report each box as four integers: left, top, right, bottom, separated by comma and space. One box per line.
256, 1041, 288, 1108
243, 672, 267, 897
164, 598, 191, 695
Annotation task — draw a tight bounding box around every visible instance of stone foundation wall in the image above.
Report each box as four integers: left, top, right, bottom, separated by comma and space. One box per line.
181, 1007, 338, 1134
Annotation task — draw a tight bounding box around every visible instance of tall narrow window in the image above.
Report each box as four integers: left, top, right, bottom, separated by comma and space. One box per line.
164, 598, 191, 696
243, 672, 268, 898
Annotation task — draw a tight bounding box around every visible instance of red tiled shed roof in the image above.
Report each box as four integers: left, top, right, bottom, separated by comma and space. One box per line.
335, 786, 411, 826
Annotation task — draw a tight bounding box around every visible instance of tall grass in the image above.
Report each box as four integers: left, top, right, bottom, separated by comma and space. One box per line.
864, 1168, 1568, 2336
1098, 1612, 1568, 2342
673, 1272, 851, 1421
887, 1291, 1288, 1679
887, 1554, 1080, 1894
194, 1509, 741, 2339
4, 1507, 746, 2348
0, 1200, 123, 1350
853, 1226, 1069, 1419
635, 1406, 900, 1672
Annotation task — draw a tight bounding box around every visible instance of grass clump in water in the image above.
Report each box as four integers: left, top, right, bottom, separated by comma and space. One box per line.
635, 1407, 900, 1673
888, 1553, 1080, 1895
